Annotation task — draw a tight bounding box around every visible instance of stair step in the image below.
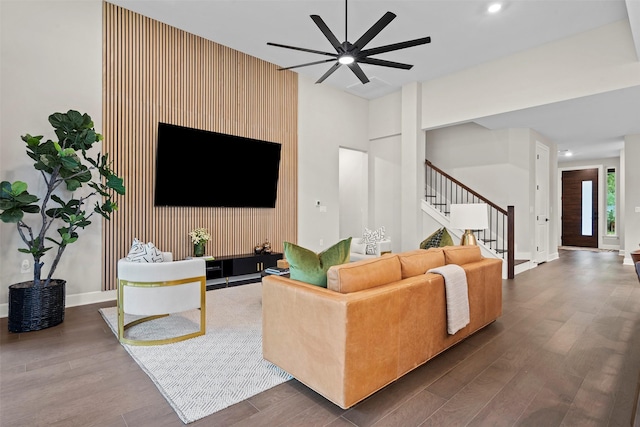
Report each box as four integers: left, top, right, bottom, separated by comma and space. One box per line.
482, 239, 497, 243
495, 249, 507, 254
432, 203, 447, 206
425, 195, 437, 198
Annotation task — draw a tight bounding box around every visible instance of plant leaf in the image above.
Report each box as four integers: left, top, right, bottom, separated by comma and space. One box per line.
11, 181, 28, 195
0, 208, 24, 223
107, 175, 126, 195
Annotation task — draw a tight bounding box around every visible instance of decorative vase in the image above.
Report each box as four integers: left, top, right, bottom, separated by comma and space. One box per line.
8, 279, 66, 333
194, 242, 206, 257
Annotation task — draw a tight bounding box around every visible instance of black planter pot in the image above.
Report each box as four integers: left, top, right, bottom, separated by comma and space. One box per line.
8, 279, 66, 333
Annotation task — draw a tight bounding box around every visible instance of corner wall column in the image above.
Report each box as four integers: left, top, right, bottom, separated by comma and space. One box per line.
400, 82, 424, 251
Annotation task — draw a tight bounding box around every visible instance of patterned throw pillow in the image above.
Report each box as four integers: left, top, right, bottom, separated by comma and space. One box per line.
363, 226, 386, 255
420, 228, 454, 249
126, 238, 164, 263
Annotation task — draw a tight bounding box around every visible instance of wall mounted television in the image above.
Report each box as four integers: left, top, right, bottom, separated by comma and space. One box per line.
154, 123, 282, 208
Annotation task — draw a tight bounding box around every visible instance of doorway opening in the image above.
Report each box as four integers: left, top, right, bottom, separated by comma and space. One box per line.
338, 147, 368, 240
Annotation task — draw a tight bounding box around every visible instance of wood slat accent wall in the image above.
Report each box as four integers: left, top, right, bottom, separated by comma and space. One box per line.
102, 2, 298, 291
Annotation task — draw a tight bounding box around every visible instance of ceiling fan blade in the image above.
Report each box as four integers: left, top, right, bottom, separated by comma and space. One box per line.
278, 58, 339, 71
267, 42, 336, 58
316, 62, 342, 84
347, 62, 370, 84
357, 57, 413, 70
310, 15, 343, 52
352, 11, 396, 51
359, 36, 431, 57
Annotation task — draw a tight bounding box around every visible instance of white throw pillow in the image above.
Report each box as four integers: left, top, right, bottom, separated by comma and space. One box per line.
126, 238, 164, 263
363, 226, 385, 255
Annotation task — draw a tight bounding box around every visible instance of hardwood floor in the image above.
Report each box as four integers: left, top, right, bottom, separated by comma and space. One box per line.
2, 249, 640, 426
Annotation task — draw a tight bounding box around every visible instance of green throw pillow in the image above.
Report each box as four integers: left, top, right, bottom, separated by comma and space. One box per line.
283, 238, 352, 287
420, 227, 453, 249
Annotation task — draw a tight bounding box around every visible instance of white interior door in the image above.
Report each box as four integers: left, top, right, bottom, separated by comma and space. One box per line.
535, 142, 550, 264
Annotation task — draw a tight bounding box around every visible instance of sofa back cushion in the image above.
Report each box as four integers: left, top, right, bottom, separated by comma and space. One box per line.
397, 249, 446, 279
327, 255, 402, 293
443, 245, 482, 265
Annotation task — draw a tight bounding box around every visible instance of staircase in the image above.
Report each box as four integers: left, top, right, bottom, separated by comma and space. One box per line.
424, 160, 515, 279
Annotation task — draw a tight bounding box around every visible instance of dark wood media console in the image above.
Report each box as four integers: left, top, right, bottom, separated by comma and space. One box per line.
205, 252, 283, 290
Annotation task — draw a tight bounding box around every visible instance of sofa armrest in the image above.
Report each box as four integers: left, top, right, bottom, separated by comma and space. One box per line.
377, 239, 392, 255
349, 238, 392, 261
262, 275, 401, 408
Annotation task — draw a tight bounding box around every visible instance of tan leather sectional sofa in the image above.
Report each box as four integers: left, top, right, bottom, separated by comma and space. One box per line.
261, 245, 503, 409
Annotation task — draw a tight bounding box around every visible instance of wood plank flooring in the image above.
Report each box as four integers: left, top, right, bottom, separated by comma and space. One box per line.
2, 249, 640, 426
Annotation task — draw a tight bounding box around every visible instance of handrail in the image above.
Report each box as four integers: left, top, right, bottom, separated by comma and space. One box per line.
425, 161, 507, 215
425, 160, 515, 279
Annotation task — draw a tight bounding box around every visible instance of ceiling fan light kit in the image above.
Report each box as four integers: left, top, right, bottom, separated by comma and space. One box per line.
268, 0, 431, 84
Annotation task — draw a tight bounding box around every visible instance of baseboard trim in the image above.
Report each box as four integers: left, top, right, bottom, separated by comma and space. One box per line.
0, 290, 117, 319
548, 252, 560, 262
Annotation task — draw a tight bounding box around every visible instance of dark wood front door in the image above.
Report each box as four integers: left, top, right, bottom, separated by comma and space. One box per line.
562, 168, 598, 248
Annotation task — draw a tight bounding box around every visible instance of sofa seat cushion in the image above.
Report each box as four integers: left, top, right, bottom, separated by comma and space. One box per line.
284, 238, 351, 287
443, 245, 482, 265
397, 248, 446, 279
327, 254, 402, 293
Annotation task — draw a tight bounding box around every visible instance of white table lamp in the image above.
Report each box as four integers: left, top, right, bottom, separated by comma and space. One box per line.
449, 203, 489, 246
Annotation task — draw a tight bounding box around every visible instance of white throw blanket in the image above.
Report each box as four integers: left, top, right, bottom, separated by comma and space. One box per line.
427, 264, 470, 335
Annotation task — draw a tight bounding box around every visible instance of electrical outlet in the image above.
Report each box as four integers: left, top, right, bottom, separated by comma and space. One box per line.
319, 239, 324, 246
20, 259, 31, 274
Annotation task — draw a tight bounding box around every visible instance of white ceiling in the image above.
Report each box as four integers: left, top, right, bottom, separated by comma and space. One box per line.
109, 0, 640, 162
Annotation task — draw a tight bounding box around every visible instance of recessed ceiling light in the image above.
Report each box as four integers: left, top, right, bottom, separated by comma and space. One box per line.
558, 149, 573, 157
488, 3, 502, 13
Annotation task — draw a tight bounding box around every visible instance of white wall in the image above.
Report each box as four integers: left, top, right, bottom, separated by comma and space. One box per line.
426, 124, 532, 257
2, 1, 637, 315
339, 147, 368, 239
421, 20, 640, 130
367, 91, 403, 251
425, 124, 558, 261
624, 137, 640, 264
369, 136, 401, 253
0, 1, 373, 317
369, 91, 402, 140
297, 75, 369, 253
0, 0, 106, 316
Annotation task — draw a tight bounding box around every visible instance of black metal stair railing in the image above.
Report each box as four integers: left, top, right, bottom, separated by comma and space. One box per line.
425, 160, 515, 279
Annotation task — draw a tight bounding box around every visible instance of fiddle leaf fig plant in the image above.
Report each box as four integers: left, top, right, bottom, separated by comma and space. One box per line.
0, 110, 125, 287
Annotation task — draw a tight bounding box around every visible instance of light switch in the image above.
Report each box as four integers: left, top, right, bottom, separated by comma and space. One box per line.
636, 207, 640, 213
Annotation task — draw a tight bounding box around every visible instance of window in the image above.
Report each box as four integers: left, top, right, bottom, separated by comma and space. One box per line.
582, 181, 593, 236
607, 168, 616, 235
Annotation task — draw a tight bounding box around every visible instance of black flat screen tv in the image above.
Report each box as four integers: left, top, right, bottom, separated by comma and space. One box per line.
154, 123, 282, 208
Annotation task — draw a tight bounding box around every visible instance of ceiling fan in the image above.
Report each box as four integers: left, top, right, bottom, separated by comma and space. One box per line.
267, 0, 431, 84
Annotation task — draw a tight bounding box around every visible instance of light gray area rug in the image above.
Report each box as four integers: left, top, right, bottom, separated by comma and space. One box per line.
99, 282, 292, 424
